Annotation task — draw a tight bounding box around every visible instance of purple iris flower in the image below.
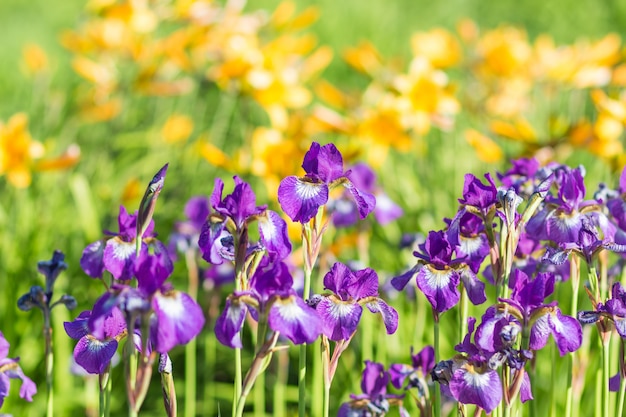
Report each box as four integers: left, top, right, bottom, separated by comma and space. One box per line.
168, 196, 210, 259
606, 166, 626, 231
390, 346, 435, 391
389, 345, 435, 414
497, 158, 548, 197
579, 282, 626, 339
338, 360, 407, 417
87, 250, 205, 354
80, 206, 173, 280
0, 331, 37, 408
498, 269, 582, 355
199, 176, 291, 265
278, 142, 376, 223
526, 165, 611, 244
312, 262, 398, 341
431, 317, 503, 413
64, 308, 126, 374
446, 211, 490, 274
391, 230, 486, 314
329, 163, 402, 227
214, 256, 322, 348
458, 173, 499, 219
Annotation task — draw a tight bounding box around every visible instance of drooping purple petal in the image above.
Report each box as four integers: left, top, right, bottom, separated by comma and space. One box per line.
258, 210, 292, 260
198, 221, 228, 265
277, 176, 328, 223
81, 240, 106, 278
343, 179, 376, 219
214, 298, 247, 348
268, 295, 322, 344
0, 373, 9, 408
547, 308, 582, 355
73, 336, 119, 374
135, 245, 172, 294
152, 290, 205, 353
520, 371, 533, 402
373, 192, 403, 224
415, 265, 460, 313
459, 266, 486, 305
317, 297, 362, 341
449, 365, 502, 413
365, 299, 399, 334
391, 265, 419, 291
103, 237, 140, 280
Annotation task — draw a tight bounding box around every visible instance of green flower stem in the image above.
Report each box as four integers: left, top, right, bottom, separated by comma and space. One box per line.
233, 348, 242, 417
99, 368, 112, 417
273, 350, 288, 417
617, 339, 626, 417
433, 310, 440, 417
602, 337, 611, 416
184, 249, 199, 417
43, 308, 54, 417
299, 218, 318, 417
566, 257, 580, 417
204, 293, 219, 416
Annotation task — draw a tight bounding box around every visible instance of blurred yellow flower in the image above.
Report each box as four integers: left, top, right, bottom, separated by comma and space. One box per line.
0, 113, 45, 188
475, 26, 531, 79
411, 28, 462, 69
22, 43, 50, 75
464, 129, 503, 163
162, 114, 194, 143
343, 41, 383, 75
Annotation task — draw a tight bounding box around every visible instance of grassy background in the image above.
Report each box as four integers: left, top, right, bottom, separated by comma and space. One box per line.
0, 0, 625, 416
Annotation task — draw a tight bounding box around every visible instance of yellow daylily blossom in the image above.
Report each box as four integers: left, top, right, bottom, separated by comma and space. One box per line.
464, 129, 503, 163
411, 28, 462, 69
162, 114, 194, 143
0, 113, 45, 188
22, 43, 50, 75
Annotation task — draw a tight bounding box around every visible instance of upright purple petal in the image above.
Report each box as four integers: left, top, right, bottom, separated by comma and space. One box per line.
302, 142, 345, 182
348, 268, 380, 299
277, 176, 328, 223
361, 360, 389, 397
